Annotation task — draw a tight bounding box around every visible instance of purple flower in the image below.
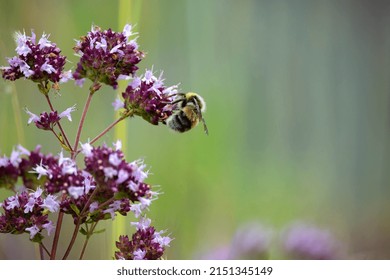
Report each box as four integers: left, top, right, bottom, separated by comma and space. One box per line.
25, 225, 40, 239
1, 30, 66, 84
72, 24, 144, 89
59, 70, 73, 84
17, 145, 85, 194
103, 200, 122, 220
0, 189, 56, 241
121, 68, 179, 125
198, 222, 272, 260
29, 160, 51, 180
24, 106, 76, 131
282, 222, 341, 260
114, 217, 171, 260
43, 160, 86, 194
18, 146, 58, 190
60, 141, 157, 224
83, 142, 154, 203
2, 144, 87, 195
42, 220, 55, 236
32, 111, 60, 131
58, 105, 76, 121
42, 195, 60, 212
228, 222, 272, 260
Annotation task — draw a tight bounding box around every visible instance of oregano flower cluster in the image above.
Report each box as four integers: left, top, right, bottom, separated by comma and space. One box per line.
0, 23, 181, 260
1, 31, 67, 84
72, 24, 144, 89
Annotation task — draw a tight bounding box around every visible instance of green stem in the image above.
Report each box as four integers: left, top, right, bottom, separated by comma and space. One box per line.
79, 222, 98, 260
50, 128, 63, 144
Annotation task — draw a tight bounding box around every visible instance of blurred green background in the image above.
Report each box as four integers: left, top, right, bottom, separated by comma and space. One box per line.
1, 0, 390, 259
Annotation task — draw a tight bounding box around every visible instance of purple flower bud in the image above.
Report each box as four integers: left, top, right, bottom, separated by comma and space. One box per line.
24, 106, 75, 131
0, 189, 55, 241
114, 217, 171, 260
34, 111, 60, 130
1, 30, 67, 84
72, 24, 144, 89
83, 143, 153, 203
122, 68, 179, 125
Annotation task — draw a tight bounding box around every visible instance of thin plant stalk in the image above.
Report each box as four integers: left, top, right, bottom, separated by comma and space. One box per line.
73, 117, 127, 157
79, 222, 98, 260
50, 211, 64, 259
90, 116, 126, 145
39, 244, 44, 260
72, 92, 93, 158
62, 221, 80, 260
44, 94, 72, 151
50, 128, 64, 145
40, 243, 51, 259
62, 187, 99, 259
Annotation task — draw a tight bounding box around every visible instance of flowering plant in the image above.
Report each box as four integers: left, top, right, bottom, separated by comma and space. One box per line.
0, 24, 181, 260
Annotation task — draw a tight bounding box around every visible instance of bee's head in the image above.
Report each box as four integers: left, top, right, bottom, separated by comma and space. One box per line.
185, 92, 206, 112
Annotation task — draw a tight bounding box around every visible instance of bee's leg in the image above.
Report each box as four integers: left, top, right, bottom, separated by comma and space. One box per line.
194, 99, 209, 135
170, 98, 185, 105
166, 93, 186, 99
201, 118, 209, 135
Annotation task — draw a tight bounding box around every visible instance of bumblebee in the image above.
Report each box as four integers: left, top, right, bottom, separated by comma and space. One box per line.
165, 92, 208, 135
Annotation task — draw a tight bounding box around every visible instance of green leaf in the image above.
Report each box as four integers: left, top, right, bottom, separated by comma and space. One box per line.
79, 227, 88, 236
30, 233, 44, 243
59, 134, 71, 151
70, 204, 80, 216
93, 228, 106, 235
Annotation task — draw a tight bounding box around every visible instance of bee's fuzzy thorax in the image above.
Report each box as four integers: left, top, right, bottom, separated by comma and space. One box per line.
185, 92, 206, 112
166, 92, 208, 134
